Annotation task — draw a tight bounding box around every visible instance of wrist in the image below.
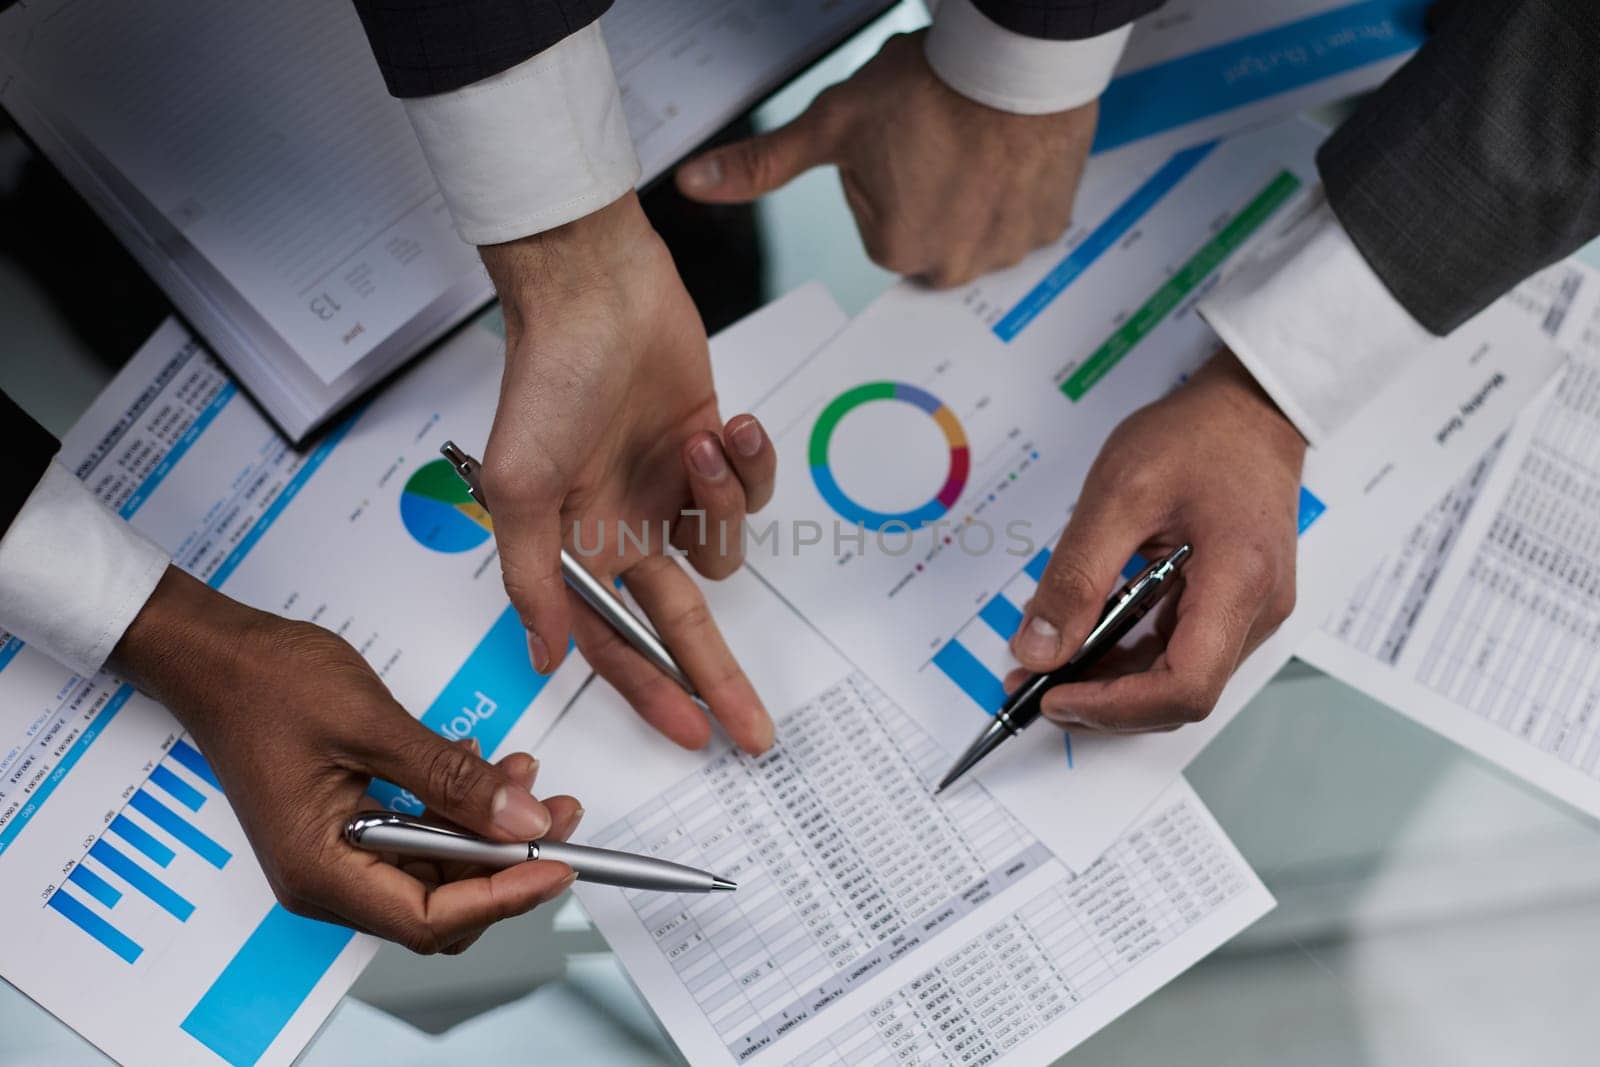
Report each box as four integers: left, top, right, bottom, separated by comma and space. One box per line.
110, 567, 272, 723
479, 191, 659, 336
1203, 349, 1309, 456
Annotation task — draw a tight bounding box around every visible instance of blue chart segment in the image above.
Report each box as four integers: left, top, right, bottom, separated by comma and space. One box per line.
1094, 0, 1429, 153
46, 742, 228, 961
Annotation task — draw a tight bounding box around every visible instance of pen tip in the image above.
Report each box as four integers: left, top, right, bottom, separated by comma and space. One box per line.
711, 878, 738, 892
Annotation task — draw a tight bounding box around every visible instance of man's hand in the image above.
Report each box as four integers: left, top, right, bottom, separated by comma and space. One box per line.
478, 192, 775, 756
675, 31, 1096, 288
112, 567, 584, 953
1012, 351, 1306, 730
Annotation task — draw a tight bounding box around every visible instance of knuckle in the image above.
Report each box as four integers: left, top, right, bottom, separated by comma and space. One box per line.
1038, 555, 1099, 613
420, 743, 484, 813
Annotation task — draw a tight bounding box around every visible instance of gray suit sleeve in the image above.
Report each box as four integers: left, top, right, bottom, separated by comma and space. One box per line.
1318, 0, 1600, 336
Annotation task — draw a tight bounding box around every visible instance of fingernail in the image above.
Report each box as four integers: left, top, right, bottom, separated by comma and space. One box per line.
570, 806, 586, 833
459, 737, 481, 757
729, 418, 763, 458
689, 438, 728, 480
522, 756, 540, 792
1015, 616, 1061, 663
680, 157, 722, 191
527, 632, 551, 674
493, 786, 550, 839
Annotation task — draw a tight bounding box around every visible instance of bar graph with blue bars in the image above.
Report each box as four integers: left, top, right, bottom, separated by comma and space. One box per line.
45, 739, 229, 962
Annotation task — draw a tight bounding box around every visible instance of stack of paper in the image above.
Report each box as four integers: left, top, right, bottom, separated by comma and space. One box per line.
0, 0, 893, 440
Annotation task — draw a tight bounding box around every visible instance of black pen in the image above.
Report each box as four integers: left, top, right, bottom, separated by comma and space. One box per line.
936, 544, 1192, 793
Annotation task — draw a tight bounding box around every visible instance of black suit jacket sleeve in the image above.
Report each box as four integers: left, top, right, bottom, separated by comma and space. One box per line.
353, 0, 1162, 98
1, 390, 60, 536
1318, 0, 1600, 335
352, 0, 616, 97
972, 0, 1167, 39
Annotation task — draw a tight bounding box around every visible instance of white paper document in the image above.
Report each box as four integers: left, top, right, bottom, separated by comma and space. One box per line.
0, 285, 846, 1067
1302, 259, 1600, 818
538, 567, 1273, 1067
1095, 0, 1426, 168
743, 118, 1577, 870
0, 0, 888, 438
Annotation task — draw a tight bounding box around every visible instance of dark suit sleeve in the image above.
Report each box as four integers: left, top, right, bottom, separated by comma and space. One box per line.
1, 390, 60, 536
1318, 0, 1600, 335
971, 0, 1168, 39
352, 0, 615, 97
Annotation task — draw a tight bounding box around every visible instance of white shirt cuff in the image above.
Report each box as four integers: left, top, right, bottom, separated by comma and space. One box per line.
1197, 190, 1432, 446
402, 22, 642, 247
925, 0, 1131, 115
0, 462, 170, 677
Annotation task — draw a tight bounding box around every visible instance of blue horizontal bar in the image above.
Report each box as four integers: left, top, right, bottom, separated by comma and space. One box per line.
89, 839, 194, 920
1298, 486, 1327, 533
994, 142, 1215, 342
0, 634, 24, 674
979, 596, 1024, 641
130, 790, 231, 869
1025, 549, 1051, 583
148, 764, 206, 812
108, 814, 175, 868
168, 739, 221, 791
1122, 553, 1150, 581
1095, 0, 1428, 153
182, 905, 357, 1067
48, 891, 141, 963
68, 863, 122, 908
933, 641, 1008, 715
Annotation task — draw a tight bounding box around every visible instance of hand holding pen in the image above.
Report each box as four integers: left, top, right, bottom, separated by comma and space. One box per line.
1006, 352, 1305, 735
443, 428, 777, 756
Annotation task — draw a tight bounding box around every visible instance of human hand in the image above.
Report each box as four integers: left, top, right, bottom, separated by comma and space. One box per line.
675, 31, 1096, 288
1011, 351, 1306, 730
477, 192, 775, 755
112, 567, 585, 953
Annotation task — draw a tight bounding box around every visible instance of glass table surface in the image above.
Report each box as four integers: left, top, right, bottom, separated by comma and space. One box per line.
3, 8, 1599, 1064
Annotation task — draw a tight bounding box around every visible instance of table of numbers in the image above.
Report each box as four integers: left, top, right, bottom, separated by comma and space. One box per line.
590, 673, 1049, 1061
1417, 318, 1600, 775
787, 796, 1249, 1066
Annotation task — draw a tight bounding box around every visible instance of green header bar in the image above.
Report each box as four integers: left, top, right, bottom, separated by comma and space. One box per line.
1062, 169, 1302, 402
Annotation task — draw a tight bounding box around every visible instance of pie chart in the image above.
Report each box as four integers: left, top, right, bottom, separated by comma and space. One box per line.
809, 381, 969, 531
400, 458, 493, 553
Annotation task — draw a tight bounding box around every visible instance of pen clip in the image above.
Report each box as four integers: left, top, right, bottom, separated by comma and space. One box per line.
440, 441, 490, 511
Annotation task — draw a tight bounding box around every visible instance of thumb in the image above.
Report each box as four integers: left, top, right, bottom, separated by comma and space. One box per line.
370, 718, 552, 842
676, 108, 837, 203
1016, 491, 1153, 673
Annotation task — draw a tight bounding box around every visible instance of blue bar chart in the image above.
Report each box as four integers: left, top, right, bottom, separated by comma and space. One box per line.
46, 739, 230, 962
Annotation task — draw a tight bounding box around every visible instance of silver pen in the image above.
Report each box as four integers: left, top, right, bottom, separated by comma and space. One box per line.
439, 441, 701, 702
346, 811, 737, 893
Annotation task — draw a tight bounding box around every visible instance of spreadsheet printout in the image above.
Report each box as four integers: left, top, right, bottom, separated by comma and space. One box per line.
0, 286, 847, 1067
538, 568, 1273, 1067
1303, 254, 1600, 818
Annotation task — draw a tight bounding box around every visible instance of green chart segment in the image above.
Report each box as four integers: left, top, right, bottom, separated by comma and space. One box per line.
1061, 169, 1302, 402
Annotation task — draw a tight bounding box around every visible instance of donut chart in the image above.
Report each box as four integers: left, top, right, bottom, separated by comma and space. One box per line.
809, 381, 970, 531
400, 458, 493, 553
